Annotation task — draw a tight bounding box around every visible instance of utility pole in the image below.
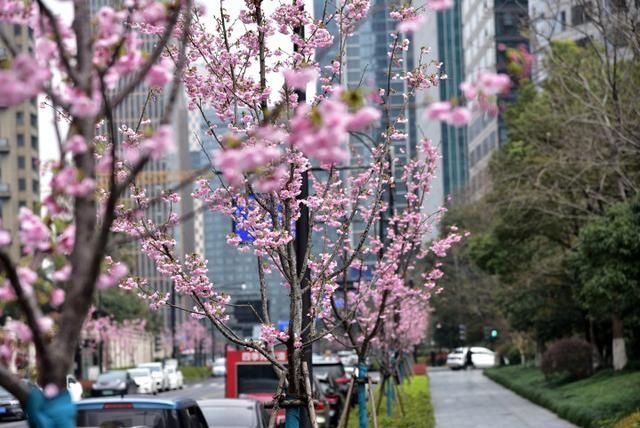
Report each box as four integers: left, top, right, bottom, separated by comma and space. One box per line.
292, 11, 313, 428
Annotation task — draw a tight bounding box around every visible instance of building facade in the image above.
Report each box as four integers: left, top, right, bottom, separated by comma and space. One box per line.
0, 23, 40, 259
88, 0, 191, 337
437, 0, 470, 200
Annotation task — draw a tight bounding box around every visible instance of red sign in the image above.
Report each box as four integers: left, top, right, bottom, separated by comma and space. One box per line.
225, 350, 287, 398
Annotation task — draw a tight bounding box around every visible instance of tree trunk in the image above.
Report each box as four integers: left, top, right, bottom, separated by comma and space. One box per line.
612, 315, 627, 371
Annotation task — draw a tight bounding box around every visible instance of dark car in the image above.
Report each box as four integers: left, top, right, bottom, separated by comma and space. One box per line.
315, 374, 343, 427
0, 386, 25, 421
91, 371, 138, 397
76, 397, 208, 427
313, 356, 350, 394
198, 398, 267, 428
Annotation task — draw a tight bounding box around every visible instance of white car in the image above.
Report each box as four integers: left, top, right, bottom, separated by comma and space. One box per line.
137, 362, 168, 391
211, 358, 226, 377
164, 366, 183, 390
66, 375, 83, 402
447, 347, 496, 369
127, 368, 157, 394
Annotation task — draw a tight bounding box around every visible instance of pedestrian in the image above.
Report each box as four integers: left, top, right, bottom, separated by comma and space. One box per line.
464, 348, 474, 370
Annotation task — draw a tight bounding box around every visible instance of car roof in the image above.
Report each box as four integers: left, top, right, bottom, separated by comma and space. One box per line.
312, 355, 342, 365
77, 396, 197, 410
198, 399, 258, 407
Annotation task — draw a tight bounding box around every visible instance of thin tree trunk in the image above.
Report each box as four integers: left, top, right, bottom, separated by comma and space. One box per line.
612, 314, 627, 371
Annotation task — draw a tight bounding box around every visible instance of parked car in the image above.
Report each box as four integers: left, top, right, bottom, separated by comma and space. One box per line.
212, 358, 227, 377
446, 347, 496, 369
315, 374, 343, 427
165, 365, 184, 390
198, 398, 267, 428
138, 362, 169, 391
311, 377, 331, 428
0, 386, 25, 421
76, 397, 208, 427
127, 368, 157, 395
313, 355, 350, 401
67, 374, 84, 401
91, 371, 138, 397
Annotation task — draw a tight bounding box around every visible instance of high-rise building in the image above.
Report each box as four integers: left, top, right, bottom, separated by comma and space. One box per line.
0, 23, 40, 259
436, 0, 469, 200
495, 0, 529, 144
88, 0, 191, 335
462, 0, 500, 200
189, 109, 289, 338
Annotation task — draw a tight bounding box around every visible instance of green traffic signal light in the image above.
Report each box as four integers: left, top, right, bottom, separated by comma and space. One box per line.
491, 329, 498, 338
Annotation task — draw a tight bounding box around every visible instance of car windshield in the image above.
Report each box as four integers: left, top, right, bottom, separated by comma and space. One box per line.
313, 364, 345, 379
77, 408, 177, 428
238, 365, 279, 394
128, 369, 150, 378
0, 386, 11, 398
98, 372, 126, 382
139, 365, 161, 373
201, 406, 255, 427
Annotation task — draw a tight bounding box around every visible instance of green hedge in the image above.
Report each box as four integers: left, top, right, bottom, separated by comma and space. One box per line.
485, 366, 640, 428
348, 375, 434, 428
180, 366, 210, 382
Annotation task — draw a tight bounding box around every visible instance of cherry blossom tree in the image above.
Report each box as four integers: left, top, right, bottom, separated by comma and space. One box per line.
0, 1, 511, 427
0, 0, 193, 425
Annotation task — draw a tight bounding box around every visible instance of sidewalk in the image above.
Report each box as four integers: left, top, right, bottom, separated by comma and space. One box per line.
429, 368, 576, 428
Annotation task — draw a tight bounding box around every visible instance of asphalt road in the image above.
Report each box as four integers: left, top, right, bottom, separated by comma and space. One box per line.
0, 377, 225, 428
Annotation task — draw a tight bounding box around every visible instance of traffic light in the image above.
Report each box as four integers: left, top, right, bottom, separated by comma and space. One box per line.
490, 329, 499, 339
154, 335, 162, 353
458, 324, 466, 342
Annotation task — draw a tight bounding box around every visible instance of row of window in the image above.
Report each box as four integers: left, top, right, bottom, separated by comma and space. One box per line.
16, 178, 39, 193
16, 134, 39, 150
469, 130, 498, 167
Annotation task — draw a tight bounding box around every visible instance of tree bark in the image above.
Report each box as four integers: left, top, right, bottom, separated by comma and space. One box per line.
612, 314, 627, 371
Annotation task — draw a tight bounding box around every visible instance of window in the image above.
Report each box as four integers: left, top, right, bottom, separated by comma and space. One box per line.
30, 113, 37, 128
32, 158, 38, 170
16, 112, 24, 125
560, 11, 567, 31
14, 24, 21, 36
17, 135, 24, 147
18, 156, 25, 169
18, 178, 26, 192
31, 136, 38, 150
32, 180, 39, 193
19, 200, 27, 208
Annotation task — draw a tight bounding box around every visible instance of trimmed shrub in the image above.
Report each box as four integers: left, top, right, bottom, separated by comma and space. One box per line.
614, 411, 640, 428
541, 337, 592, 381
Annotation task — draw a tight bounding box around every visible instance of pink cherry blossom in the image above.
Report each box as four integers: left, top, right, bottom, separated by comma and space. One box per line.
50, 288, 66, 307
57, 224, 75, 255
52, 265, 72, 282
428, 0, 454, 10
18, 208, 50, 253
477, 71, 511, 95
6, 320, 32, 342
397, 14, 425, 33
0, 220, 10, 247
69, 92, 100, 118
425, 101, 452, 121
346, 107, 381, 131
460, 81, 477, 100
64, 135, 88, 154
283, 68, 318, 90
448, 107, 471, 127
145, 58, 173, 88
141, 125, 174, 160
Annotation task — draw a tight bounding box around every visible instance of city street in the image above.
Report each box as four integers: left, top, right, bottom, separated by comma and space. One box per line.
0, 377, 225, 428
429, 368, 576, 428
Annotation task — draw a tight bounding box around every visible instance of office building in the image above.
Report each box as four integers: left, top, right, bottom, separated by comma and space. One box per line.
0, 23, 40, 259
88, 0, 191, 334
436, 0, 470, 200
462, 0, 500, 199
189, 108, 289, 338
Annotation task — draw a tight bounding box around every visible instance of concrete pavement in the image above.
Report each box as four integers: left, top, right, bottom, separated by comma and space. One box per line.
429, 368, 576, 428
